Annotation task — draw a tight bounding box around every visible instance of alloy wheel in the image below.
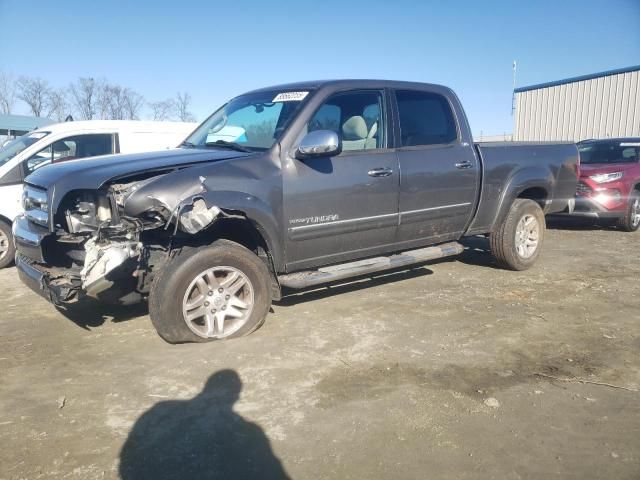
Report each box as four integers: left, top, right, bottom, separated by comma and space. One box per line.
182, 266, 254, 339
515, 214, 540, 259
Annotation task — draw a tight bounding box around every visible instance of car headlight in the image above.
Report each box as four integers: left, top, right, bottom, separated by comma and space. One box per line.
589, 172, 624, 183
22, 185, 49, 226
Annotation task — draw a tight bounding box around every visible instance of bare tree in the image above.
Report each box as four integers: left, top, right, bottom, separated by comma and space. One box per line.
0, 71, 17, 114
123, 88, 144, 120
69, 77, 99, 120
46, 88, 69, 122
96, 83, 113, 119
99, 84, 126, 119
95, 83, 145, 120
13, 75, 146, 121
175, 92, 195, 122
149, 99, 176, 121
17, 76, 51, 117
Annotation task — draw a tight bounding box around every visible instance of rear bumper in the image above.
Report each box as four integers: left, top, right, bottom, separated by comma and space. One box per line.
15, 254, 83, 305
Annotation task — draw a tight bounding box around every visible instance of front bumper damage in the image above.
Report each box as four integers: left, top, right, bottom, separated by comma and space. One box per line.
14, 184, 230, 306
15, 254, 83, 305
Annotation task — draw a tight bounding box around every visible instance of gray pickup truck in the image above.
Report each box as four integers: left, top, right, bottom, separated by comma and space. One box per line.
14, 80, 578, 343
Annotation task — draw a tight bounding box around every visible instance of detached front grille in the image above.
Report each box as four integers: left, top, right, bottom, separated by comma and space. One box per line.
22, 185, 49, 227
576, 182, 592, 196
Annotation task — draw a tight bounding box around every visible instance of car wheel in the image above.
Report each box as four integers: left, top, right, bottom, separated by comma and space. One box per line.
490, 199, 545, 271
616, 190, 640, 232
0, 220, 15, 269
149, 240, 272, 343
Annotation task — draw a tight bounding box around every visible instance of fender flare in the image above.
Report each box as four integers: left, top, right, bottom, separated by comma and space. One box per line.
490, 166, 554, 231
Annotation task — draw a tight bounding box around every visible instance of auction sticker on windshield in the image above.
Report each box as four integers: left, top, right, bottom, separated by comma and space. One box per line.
273, 91, 309, 102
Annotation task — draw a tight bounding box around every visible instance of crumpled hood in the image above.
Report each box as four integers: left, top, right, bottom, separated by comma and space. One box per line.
25, 148, 251, 192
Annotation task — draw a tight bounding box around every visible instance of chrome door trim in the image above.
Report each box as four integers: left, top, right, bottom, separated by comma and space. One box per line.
400, 202, 474, 226
288, 202, 474, 241
401, 202, 472, 216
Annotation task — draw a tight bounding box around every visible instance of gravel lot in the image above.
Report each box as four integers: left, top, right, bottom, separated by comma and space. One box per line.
1, 219, 639, 479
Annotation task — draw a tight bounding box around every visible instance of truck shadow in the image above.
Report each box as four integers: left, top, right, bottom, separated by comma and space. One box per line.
545, 216, 618, 232
119, 369, 291, 480
58, 239, 501, 326
57, 300, 149, 330
455, 236, 501, 269
276, 265, 435, 307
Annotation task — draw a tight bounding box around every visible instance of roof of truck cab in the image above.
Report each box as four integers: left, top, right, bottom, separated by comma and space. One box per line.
31, 120, 197, 135
244, 79, 451, 94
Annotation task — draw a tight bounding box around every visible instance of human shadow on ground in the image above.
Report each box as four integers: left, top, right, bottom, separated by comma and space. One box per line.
119, 369, 291, 480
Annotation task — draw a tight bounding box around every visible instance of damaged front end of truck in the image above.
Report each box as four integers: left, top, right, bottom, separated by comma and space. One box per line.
34, 172, 242, 306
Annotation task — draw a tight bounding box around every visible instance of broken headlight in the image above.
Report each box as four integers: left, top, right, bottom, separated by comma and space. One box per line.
63, 191, 112, 233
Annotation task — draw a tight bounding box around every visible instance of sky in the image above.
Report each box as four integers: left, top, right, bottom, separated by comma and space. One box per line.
1, 0, 639, 136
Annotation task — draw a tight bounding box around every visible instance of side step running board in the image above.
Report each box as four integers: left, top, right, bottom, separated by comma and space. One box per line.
278, 242, 464, 289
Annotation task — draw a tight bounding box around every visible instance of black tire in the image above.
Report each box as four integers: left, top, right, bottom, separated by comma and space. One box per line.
149, 240, 272, 344
0, 220, 15, 269
490, 199, 545, 271
615, 190, 640, 232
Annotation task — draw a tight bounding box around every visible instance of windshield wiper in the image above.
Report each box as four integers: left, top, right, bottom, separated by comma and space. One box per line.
204, 140, 252, 153
180, 140, 196, 148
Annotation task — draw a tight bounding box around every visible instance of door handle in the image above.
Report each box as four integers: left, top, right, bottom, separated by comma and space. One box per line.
368, 167, 393, 177
455, 160, 473, 169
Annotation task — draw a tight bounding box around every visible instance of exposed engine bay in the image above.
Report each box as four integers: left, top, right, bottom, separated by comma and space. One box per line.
53, 172, 234, 304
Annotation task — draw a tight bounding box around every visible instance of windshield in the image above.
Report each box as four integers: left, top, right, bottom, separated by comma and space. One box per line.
578, 142, 640, 165
0, 132, 49, 168
185, 90, 312, 151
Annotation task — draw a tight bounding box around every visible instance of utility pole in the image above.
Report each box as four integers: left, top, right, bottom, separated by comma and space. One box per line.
511, 60, 517, 116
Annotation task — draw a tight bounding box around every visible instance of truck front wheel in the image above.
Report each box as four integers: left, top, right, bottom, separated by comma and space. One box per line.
149, 240, 272, 343
490, 199, 545, 271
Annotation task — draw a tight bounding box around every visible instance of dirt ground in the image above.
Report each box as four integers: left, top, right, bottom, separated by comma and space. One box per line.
1, 219, 639, 480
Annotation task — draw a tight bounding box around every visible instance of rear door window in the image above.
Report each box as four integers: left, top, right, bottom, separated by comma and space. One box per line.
395, 90, 457, 147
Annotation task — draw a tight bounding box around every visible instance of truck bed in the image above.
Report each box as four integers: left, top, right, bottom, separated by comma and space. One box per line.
466, 142, 579, 235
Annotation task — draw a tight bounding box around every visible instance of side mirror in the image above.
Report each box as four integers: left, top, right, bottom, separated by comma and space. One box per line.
295, 130, 341, 160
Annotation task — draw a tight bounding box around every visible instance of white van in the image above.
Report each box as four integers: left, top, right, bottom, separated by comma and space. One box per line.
0, 120, 196, 268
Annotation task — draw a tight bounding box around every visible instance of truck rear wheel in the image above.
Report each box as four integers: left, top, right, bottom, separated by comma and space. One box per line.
616, 190, 640, 232
0, 220, 15, 269
149, 240, 272, 343
490, 199, 545, 271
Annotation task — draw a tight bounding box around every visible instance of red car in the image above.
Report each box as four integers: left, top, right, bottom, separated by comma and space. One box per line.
567, 138, 640, 231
